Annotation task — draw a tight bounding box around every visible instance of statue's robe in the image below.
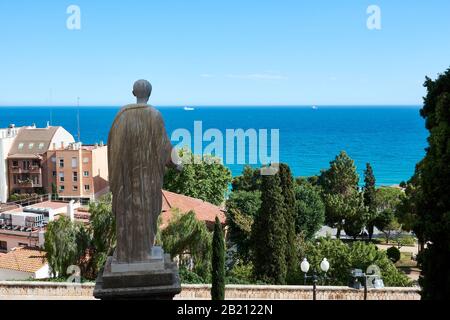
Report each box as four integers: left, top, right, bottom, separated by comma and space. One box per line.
108, 104, 173, 264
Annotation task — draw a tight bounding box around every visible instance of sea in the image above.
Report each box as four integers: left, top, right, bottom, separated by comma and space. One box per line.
0, 106, 428, 186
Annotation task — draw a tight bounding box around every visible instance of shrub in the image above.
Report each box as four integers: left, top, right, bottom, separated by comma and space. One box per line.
298, 238, 412, 287
386, 246, 401, 263
179, 267, 206, 284
226, 261, 254, 284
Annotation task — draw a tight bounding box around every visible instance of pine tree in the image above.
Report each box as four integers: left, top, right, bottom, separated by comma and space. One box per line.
363, 163, 377, 239
415, 68, 450, 300
278, 164, 297, 284
319, 151, 361, 238
211, 217, 225, 300
252, 173, 287, 284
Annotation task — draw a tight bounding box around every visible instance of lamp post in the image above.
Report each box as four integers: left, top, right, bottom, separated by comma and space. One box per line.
301, 258, 330, 301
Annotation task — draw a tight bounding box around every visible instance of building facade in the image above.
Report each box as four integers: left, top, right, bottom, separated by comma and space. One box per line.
7, 126, 75, 196
6, 126, 108, 203
0, 126, 21, 203
46, 142, 108, 202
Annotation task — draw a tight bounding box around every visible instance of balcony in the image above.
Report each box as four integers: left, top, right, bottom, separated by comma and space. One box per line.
15, 178, 42, 189
10, 166, 42, 174
29, 166, 42, 174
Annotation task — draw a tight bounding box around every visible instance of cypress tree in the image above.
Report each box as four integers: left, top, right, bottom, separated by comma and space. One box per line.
211, 217, 225, 300
278, 164, 297, 283
252, 173, 287, 284
416, 68, 450, 300
363, 163, 377, 239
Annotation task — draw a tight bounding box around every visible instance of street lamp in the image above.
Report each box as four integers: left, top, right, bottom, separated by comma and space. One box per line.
301, 258, 330, 301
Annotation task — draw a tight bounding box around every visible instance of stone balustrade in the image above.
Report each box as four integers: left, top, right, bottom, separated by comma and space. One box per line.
0, 281, 421, 300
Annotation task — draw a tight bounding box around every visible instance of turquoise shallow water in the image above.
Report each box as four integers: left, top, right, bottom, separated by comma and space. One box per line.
0, 106, 428, 186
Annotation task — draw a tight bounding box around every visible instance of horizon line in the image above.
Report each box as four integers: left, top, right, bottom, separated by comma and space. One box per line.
0, 104, 423, 108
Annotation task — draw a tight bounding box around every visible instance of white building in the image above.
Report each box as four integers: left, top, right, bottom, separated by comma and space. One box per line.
0, 125, 21, 203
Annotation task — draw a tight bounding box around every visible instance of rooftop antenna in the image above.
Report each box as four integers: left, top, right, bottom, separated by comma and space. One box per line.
49, 89, 53, 126
77, 97, 81, 143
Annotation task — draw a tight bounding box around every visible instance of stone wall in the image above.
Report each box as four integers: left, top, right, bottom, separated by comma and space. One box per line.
177, 284, 421, 300
0, 281, 421, 300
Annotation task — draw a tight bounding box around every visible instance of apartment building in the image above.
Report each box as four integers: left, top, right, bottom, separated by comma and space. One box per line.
0, 125, 21, 203
46, 142, 109, 202
7, 126, 75, 196
6, 125, 108, 202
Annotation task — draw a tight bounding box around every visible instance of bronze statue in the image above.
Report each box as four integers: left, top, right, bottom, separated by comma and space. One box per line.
108, 80, 178, 264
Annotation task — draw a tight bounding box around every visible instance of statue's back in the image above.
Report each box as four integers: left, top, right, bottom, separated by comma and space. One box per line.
108, 104, 172, 264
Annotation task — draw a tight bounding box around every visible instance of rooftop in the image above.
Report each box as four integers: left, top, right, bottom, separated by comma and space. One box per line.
161, 190, 226, 228
8, 126, 61, 156
0, 247, 47, 273
3, 201, 70, 214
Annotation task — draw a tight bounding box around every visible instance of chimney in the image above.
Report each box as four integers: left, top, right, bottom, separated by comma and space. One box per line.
68, 200, 75, 222
61, 141, 64, 149
100, 141, 104, 147
52, 143, 56, 150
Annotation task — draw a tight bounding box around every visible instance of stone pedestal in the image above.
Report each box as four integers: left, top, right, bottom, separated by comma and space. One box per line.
93, 247, 181, 300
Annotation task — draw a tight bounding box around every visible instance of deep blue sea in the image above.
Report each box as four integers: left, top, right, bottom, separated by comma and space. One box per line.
0, 106, 428, 186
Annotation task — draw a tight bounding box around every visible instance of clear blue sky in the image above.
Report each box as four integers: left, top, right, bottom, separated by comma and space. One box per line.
1, 0, 449, 106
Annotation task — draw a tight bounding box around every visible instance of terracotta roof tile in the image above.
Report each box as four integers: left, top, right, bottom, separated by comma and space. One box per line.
0, 247, 47, 273
161, 190, 226, 228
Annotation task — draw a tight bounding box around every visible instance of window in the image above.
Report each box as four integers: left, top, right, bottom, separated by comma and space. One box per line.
38, 143, 45, 150
59, 172, 65, 182
52, 171, 56, 177
12, 160, 18, 167
59, 158, 64, 168
28, 143, 34, 149
23, 161, 30, 170
84, 185, 90, 191
83, 157, 89, 164
13, 175, 17, 184
32, 160, 39, 166
59, 185, 65, 192
73, 185, 78, 191
72, 157, 78, 168
0, 241, 6, 251
18, 243, 28, 247
73, 172, 78, 182
83, 171, 89, 177
18, 143, 24, 150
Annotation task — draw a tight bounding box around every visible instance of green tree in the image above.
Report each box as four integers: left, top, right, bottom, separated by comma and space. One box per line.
161, 210, 212, 279
51, 183, 58, 201
375, 187, 403, 243
89, 193, 116, 275
397, 176, 425, 251
44, 216, 90, 278
319, 151, 361, 238
278, 164, 298, 283
252, 173, 287, 284
232, 165, 262, 192
164, 150, 232, 206
415, 69, 450, 300
299, 238, 411, 287
294, 183, 325, 240
363, 163, 378, 239
225, 190, 261, 262
211, 217, 225, 300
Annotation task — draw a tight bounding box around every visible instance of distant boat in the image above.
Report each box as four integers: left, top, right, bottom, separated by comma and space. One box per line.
312, 105, 318, 110
184, 106, 195, 111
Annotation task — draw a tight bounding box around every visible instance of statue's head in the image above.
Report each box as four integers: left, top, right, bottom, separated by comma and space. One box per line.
133, 79, 152, 104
